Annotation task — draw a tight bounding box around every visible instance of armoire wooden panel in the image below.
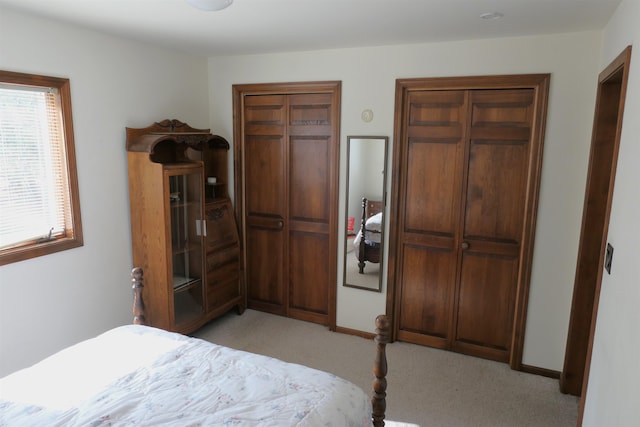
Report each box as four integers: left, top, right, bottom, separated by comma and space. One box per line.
388, 75, 550, 368
233, 82, 341, 329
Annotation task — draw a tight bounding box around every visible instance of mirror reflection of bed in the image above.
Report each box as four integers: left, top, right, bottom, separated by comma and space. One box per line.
343, 136, 388, 292
346, 198, 382, 289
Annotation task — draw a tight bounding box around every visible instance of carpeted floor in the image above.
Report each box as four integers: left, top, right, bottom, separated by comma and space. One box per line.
194, 309, 579, 427
344, 242, 380, 290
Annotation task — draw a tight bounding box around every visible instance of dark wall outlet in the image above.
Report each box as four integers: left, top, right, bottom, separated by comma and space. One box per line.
604, 243, 614, 274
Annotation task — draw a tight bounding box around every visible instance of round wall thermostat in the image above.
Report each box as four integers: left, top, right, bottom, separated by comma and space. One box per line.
361, 109, 374, 123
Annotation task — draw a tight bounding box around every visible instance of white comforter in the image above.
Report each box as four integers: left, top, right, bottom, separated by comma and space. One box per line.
353, 212, 383, 255
0, 325, 372, 426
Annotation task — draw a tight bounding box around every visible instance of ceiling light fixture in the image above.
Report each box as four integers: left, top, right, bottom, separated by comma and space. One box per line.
187, 0, 233, 11
480, 12, 504, 20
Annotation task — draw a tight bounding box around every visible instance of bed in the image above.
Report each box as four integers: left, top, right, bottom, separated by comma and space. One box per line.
354, 197, 384, 273
0, 268, 390, 426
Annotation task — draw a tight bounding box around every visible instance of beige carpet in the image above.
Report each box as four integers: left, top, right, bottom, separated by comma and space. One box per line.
194, 309, 579, 427
344, 243, 381, 290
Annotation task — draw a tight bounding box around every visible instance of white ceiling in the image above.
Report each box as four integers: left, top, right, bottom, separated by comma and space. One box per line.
0, 0, 621, 57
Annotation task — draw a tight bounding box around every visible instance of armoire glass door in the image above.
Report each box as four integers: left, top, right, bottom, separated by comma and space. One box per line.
167, 167, 204, 327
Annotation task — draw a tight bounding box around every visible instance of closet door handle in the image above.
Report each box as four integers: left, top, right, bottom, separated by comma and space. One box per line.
277, 220, 284, 229
461, 241, 470, 250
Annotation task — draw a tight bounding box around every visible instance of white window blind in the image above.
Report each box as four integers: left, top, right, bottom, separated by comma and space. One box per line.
0, 85, 68, 249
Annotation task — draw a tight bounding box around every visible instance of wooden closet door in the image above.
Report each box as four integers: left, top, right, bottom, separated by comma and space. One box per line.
453, 89, 535, 362
396, 90, 467, 349
287, 93, 334, 323
239, 86, 339, 327
244, 94, 287, 314
390, 75, 548, 367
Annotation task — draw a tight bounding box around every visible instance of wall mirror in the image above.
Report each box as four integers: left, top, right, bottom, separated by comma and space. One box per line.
343, 136, 388, 292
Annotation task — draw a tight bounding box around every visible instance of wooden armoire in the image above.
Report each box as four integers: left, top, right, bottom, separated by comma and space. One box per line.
126, 120, 243, 335
232, 82, 341, 329
387, 75, 550, 368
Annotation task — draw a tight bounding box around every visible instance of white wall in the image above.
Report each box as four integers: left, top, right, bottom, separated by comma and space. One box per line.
0, 8, 209, 377
582, 0, 640, 425
347, 138, 386, 222
208, 31, 603, 372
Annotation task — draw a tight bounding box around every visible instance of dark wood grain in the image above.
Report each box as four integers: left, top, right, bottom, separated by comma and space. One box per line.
562, 46, 632, 405
235, 83, 341, 328
372, 314, 390, 427
131, 267, 146, 325
388, 75, 550, 369
126, 120, 243, 334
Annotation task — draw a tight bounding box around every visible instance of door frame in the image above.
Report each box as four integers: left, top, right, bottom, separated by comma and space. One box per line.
560, 47, 631, 409
386, 74, 550, 370
232, 81, 342, 330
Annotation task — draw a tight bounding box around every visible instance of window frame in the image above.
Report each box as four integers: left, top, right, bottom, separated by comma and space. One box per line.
0, 70, 83, 266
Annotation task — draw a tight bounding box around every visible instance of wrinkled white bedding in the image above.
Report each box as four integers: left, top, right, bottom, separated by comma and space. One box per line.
0, 325, 372, 426
353, 212, 383, 255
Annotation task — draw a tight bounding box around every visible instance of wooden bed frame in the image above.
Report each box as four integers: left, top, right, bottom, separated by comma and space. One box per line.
131, 267, 389, 426
358, 197, 384, 274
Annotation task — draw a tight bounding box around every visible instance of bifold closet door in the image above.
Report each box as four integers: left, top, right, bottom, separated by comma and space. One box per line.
396, 90, 467, 350
453, 89, 535, 362
244, 94, 287, 315
242, 91, 338, 326
395, 85, 540, 363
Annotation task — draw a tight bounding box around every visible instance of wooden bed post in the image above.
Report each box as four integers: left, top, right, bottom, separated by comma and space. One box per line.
372, 314, 389, 427
131, 267, 147, 326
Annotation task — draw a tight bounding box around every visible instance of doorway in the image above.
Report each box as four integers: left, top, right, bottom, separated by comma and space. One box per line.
561, 46, 632, 407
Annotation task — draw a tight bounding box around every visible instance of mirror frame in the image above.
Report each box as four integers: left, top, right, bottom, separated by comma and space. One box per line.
343, 135, 389, 292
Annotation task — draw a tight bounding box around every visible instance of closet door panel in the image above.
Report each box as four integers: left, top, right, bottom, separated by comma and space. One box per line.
288, 93, 333, 138
289, 136, 330, 224
465, 89, 534, 242
454, 252, 519, 362
288, 135, 331, 317
286, 93, 336, 323
396, 90, 467, 345
244, 94, 286, 133
452, 88, 535, 360
464, 141, 528, 240
246, 226, 285, 311
244, 95, 286, 219
397, 244, 456, 347
403, 90, 466, 239
288, 135, 330, 319
405, 140, 460, 235
289, 231, 329, 320
470, 89, 533, 126
407, 90, 465, 127
245, 136, 286, 216
243, 95, 287, 313
244, 135, 285, 309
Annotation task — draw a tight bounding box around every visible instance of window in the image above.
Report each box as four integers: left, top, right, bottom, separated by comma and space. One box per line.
0, 70, 83, 265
